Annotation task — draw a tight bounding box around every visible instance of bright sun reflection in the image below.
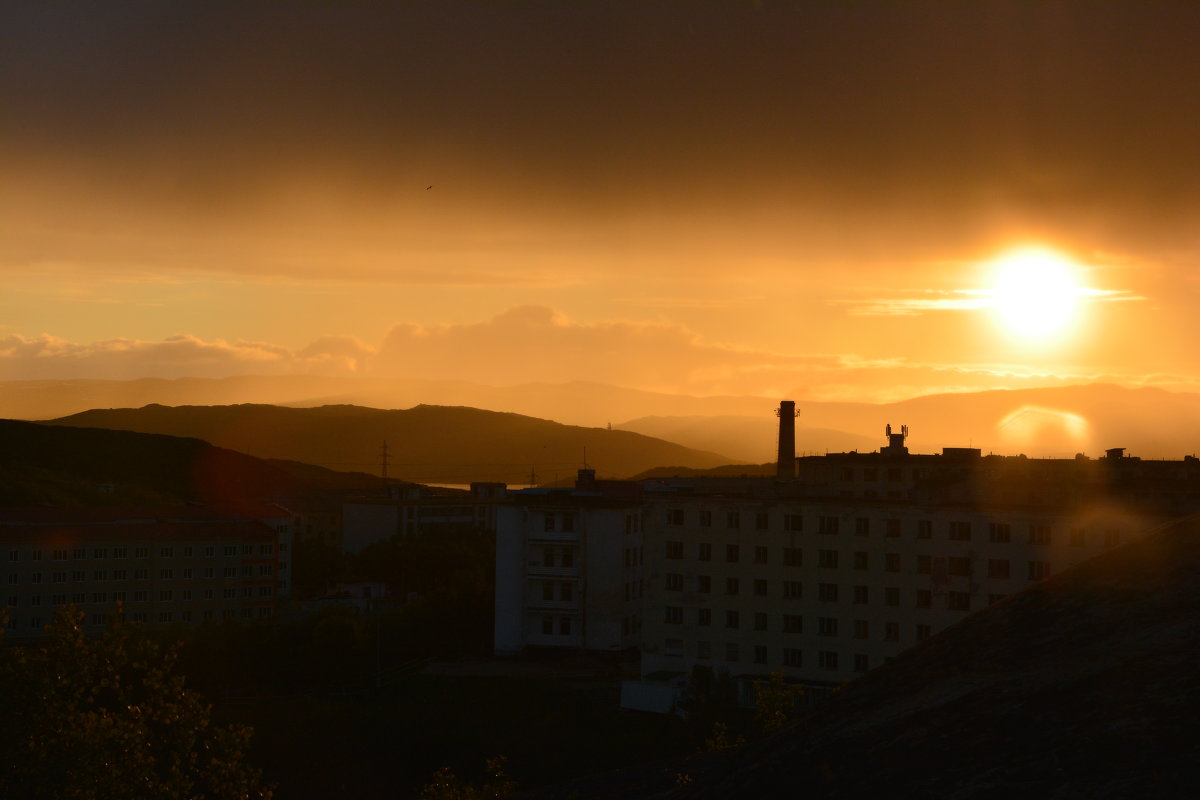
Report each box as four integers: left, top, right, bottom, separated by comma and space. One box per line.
988, 248, 1083, 343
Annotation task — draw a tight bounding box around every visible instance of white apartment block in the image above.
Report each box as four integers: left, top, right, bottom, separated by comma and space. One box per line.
494, 491, 646, 654
494, 446, 1193, 711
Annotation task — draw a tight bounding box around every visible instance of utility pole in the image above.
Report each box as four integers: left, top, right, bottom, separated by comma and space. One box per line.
380, 440, 390, 481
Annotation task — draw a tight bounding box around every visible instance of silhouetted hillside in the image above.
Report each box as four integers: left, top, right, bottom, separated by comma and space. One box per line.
45, 404, 733, 484
0, 419, 302, 507
535, 514, 1200, 799
616, 415, 877, 463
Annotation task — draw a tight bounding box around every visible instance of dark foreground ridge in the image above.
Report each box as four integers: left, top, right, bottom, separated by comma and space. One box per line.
535, 514, 1200, 799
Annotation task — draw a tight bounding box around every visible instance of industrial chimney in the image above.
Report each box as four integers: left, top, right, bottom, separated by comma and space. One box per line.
776, 400, 797, 479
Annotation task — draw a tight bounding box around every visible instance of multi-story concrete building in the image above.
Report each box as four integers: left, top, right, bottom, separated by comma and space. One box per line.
494, 472, 646, 654
1, 505, 295, 638
342, 483, 507, 553
494, 408, 1198, 711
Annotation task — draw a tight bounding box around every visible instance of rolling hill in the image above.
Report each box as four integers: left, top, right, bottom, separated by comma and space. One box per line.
44, 404, 735, 484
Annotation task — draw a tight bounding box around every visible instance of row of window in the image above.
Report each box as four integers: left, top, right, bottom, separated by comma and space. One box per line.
7, 544, 277, 562
663, 513, 1112, 546
5, 585, 275, 607
673, 639, 870, 672
4, 606, 274, 631
5, 564, 275, 584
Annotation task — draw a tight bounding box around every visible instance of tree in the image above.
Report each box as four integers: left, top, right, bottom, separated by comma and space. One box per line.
419, 756, 516, 800
753, 670, 803, 734
0, 607, 273, 800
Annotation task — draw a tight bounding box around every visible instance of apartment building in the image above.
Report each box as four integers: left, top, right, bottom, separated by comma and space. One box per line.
1, 506, 295, 638
494, 483, 646, 654
342, 483, 507, 553
494, 432, 1193, 711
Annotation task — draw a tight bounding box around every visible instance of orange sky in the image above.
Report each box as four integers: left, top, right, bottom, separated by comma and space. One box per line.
2, 2, 1198, 402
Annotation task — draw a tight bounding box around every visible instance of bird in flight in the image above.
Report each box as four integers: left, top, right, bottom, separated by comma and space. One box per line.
426, 185, 433, 190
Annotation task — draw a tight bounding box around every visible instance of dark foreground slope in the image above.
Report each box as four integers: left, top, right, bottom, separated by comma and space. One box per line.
47, 403, 733, 483
540, 515, 1200, 800
0, 418, 407, 506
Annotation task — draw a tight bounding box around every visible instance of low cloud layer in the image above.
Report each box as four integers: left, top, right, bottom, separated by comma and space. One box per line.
4, 307, 1195, 403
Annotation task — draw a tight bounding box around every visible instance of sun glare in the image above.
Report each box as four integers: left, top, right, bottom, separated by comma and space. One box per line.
987, 248, 1083, 343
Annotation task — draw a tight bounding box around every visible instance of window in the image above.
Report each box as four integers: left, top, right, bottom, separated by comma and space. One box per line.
755, 512, 769, 531
725, 544, 739, 563
754, 546, 769, 565
988, 593, 1007, 605
92, 592, 106, 603
204, 546, 214, 557
223, 567, 236, 578
111, 591, 125, 602
561, 514, 575, 532
159, 569, 173, 580
853, 552, 868, 570
754, 578, 767, 596
561, 549, 574, 568
783, 547, 802, 567
6, 550, 15, 562
559, 617, 571, 635
917, 520, 932, 539
754, 645, 768, 665
783, 581, 802, 599
855, 518, 870, 536
560, 582, 573, 601
32, 550, 42, 561
71, 570, 85, 582
202, 568, 213, 579
52, 572, 67, 584
854, 653, 870, 673
697, 608, 712, 626
697, 640, 711, 659
92, 570, 107, 581
949, 521, 971, 541
159, 590, 173, 601
31, 573, 41, 585
699, 510, 712, 527
916, 589, 932, 608
988, 559, 1010, 579
852, 585, 869, 605
948, 592, 970, 611
53, 594, 67, 606
885, 519, 901, 538
134, 590, 148, 602
698, 542, 712, 561
665, 606, 683, 624
259, 543, 273, 555
818, 583, 838, 602
754, 612, 768, 631
543, 547, 556, 568
818, 516, 839, 535
886, 467, 902, 482
725, 610, 740, 629
884, 622, 900, 641
92, 548, 108, 559
724, 643, 739, 662
988, 522, 1011, 543
948, 557, 970, 577
726, 511, 740, 529
785, 514, 803, 532
818, 651, 839, 670
697, 575, 711, 593
222, 545, 236, 557
783, 614, 802, 633
667, 508, 684, 525
916, 555, 932, 574
53, 549, 68, 561
160, 547, 173, 558
853, 619, 869, 639
818, 549, 838, 569
1028, 560, 1051, 580
885, 587, 900, 607
783, 648, 802, 667
72, 547, 86, 560
665, 573, 683, 591
916, 624, 932, 641
725, 577, 740, 595
818, 617, 838, 637
884, 553, 900, 572
1028, 524, 1051, 545
665, 541, 683, 559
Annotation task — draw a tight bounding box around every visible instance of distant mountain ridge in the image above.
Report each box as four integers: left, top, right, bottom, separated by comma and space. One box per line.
45, 403, 734, 484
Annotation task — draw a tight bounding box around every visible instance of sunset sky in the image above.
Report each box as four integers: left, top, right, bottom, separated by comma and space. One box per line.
3, 1, 1199, 402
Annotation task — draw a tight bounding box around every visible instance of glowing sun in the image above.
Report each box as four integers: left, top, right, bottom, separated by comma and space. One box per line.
987, 248, 1083, 343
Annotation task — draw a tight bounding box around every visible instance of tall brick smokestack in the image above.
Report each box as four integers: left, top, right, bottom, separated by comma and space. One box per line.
776, 400, 796, 479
